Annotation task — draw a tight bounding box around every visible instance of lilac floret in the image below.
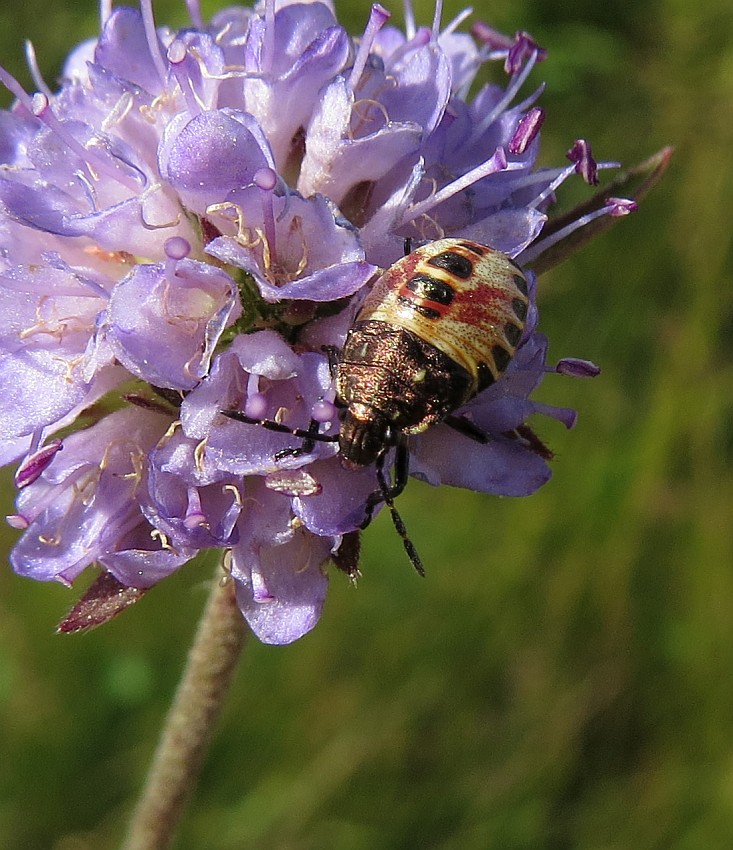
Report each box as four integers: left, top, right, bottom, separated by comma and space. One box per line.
0, 0, 619, 643
104, 258, 241, 389
230, 481, 332, 644
10, 407, 171, 586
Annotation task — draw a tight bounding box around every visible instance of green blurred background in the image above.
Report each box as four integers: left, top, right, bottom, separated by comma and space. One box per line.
1, 0, 732, 847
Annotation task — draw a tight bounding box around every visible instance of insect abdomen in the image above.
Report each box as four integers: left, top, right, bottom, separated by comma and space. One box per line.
357, 238, 529, 394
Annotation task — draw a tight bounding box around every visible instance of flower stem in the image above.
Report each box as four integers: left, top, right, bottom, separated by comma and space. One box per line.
120, 564, 247, 850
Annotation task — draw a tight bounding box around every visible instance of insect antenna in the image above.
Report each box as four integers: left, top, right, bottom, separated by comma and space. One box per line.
375, 453, 425, 577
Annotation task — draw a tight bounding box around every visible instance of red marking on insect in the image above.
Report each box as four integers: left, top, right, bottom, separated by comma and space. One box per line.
396, 282, 452, 317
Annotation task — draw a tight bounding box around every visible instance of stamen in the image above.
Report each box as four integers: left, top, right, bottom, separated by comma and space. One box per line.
403, 0, 416, 40
508, 107, 545, 155
566, 139, 599, 185
431, 0, 443, 39
185, 0, 204, 30
513, 82, 546, 113
99, 0, 113, 30
402, 147, 516, 226
29, 92, 143, 192
469, 46, 539, 143
606, 197, 638, 216
164, 236, 191, 280
15, 439, 63, 489
24, 41, 52, 99
262, 0, 276, 74
443, 7, 474, 37
554, 358, 601, 378
505, 32, 547, 75
349, 4, 390, 93
519, 197, 637, 265
0, 63, 37, 112
470, 21, 514, 51
140, 0, 170, 85
527, 164, 576, 210
255, 167, 278, 268
168, 39, 203, 115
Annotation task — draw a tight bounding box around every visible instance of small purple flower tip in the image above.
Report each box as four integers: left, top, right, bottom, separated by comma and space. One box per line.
506, 31, 547, 75
605, 197, 638, 216
566, 139, 599, 185
245, 392, 269, 418
254, 167, 278, 191
311, 400, 337, 423
555, 358, 602, 378
6, 514, 30, 530
167, 39, 187, 65
14, 439, 63, 488
371, 3, 391, 25
164, 236, 191, 260
30, 91, 49, 116
508, 107, 545, 155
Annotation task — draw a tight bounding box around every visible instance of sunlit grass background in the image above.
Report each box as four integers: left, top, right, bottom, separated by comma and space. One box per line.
1, 0, 731, 847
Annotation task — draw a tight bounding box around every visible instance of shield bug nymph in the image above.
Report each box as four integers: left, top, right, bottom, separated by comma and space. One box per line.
224, 238, 534, 574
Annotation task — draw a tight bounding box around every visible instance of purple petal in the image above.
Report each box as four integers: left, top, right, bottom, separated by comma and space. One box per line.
459, 207, 547, 257
94, 7, 166, 93
242, 8, 350, 166
159, 109, 274, 213
99, 524, 197, 588
206, 189, 372, 301
381, 40, 451, 136
232, 532, 330, 645
411, 424, 551, 497
293, 457, 380, 535
10, 407, 170, 584
230, 481, 331, 644
299, 76, 423, 202
105, 259, 240, 389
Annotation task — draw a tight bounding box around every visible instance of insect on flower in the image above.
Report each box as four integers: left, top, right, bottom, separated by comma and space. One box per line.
2, 0, 651, 644
224, 238, 534, 575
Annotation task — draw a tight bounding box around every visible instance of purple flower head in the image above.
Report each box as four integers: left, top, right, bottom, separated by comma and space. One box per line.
0, 0, 626, 644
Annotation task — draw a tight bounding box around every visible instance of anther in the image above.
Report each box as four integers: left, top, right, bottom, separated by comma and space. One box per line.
509, 107, 545, 155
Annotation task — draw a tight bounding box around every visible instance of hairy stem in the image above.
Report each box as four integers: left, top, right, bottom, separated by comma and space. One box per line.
120, 565, 247, 850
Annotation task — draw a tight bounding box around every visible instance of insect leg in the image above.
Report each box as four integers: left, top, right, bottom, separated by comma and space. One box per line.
444, 414, 490, 443
375, 450, 425, 576
274, 418, 331, 460
360, 438, 410, 526
321, 345, 340, 377
506, 423, 554, 459
221, 409, 339, 459
446, 414, 554, 459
